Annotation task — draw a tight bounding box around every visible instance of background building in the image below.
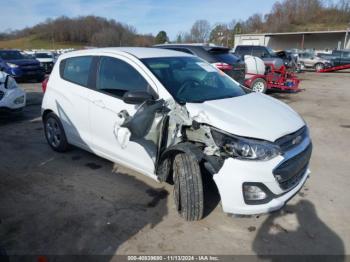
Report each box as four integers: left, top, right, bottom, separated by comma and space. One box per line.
234, 30, 350, 50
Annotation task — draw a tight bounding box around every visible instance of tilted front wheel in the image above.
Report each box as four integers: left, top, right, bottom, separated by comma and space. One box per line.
44, 112, 70, 152
173, 153, 204, 221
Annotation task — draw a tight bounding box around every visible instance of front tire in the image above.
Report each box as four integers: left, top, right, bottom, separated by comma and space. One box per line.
173, 153, 204, 221
251, 78, 267, 93
43, 112, 70, 152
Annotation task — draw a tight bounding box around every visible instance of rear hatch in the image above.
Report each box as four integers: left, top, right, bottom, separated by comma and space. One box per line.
206, 47, 246, 84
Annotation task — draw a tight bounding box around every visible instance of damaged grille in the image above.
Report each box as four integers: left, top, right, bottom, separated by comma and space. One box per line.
275, 126, 308, 153
273, 144, 312, 190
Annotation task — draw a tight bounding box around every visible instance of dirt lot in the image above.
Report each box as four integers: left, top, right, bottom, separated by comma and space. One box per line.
0, 71, 350, 258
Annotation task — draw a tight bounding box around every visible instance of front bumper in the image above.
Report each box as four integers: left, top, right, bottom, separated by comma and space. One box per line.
0, 87, 26, 111
213, 136, 311, 215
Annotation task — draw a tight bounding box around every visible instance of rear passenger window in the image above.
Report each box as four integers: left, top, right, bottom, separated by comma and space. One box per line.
96, 57, 149, 97
61, 56, 92, 87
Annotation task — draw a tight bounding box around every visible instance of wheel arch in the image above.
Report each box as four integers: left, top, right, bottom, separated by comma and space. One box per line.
156, 142, 204, 183
156, 142, 224, 184
42, 109, 54, 121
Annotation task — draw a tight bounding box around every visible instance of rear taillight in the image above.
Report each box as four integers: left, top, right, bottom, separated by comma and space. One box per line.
212, 62, 233, 71
42, 77, 48, 93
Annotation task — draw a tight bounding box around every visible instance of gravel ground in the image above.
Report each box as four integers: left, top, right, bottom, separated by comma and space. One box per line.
0, 71, 349, 258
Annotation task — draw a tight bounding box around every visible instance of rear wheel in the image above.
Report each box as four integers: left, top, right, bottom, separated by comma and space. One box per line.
315, 63, 325, 72
44, 112, 70, 152
173, 153, 204, 221
251, 78, 267, 93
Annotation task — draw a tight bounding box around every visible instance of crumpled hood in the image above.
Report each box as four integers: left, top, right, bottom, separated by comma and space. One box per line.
185, 93, 305, 142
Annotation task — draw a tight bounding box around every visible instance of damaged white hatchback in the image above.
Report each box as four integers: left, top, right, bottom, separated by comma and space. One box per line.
41, 48, 312, 221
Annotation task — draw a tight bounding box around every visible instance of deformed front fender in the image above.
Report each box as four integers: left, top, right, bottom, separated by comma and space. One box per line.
156, 142, 224, 182
156, 142, 204, 182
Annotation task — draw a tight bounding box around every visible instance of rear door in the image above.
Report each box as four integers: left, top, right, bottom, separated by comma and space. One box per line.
88, 55, 159, 176
332, 51, 342, 66
300, 53, 313, 67
55, 55, 95, 149
340, 51, 350, 66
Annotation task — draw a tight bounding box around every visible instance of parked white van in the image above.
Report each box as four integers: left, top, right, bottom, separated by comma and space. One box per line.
41, 48, 312, 221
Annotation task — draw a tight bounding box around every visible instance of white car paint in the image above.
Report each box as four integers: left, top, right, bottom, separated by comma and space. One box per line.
0, 71, 26, 111
42, 47, 311, 216
186, 93, 305, 142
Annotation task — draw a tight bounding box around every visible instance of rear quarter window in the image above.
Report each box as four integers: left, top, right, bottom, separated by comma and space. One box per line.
60, 56, 93, 87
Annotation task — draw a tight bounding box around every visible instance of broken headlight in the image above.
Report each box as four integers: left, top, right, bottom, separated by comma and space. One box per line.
211, 128, 281, 161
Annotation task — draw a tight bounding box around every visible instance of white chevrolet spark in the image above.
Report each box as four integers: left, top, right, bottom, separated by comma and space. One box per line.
41, 48, 312, 221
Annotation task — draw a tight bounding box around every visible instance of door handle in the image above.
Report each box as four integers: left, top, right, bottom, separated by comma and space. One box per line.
92, 100, 106, 109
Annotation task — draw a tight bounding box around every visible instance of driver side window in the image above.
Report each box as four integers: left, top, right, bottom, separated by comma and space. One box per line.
96, 56, 149, 98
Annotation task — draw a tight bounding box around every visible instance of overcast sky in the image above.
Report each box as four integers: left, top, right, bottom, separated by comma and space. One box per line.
0, 0, 280, 39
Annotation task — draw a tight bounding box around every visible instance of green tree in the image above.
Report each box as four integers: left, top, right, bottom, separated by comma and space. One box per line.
176, 33, 183, 43
209, 23, 228, 46
155, 31, 168, 44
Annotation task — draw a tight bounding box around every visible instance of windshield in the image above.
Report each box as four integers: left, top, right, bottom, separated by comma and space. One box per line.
0, 51, 25, 60
142, 56, 245, 103
35, 53, 52, 58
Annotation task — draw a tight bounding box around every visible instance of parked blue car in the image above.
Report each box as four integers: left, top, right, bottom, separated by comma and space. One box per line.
0, 50, 45, 82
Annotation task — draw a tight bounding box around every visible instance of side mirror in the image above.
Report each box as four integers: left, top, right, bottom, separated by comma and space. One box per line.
122, 90, 154, 104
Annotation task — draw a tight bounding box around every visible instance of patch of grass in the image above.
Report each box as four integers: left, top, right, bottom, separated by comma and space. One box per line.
0, 36, 84, 50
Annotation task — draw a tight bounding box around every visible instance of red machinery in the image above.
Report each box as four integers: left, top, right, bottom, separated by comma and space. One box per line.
245, 63, 301, 93
318, 64, 350, 73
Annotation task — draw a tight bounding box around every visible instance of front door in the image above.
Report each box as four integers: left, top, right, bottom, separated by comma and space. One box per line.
88, 55, 159, 176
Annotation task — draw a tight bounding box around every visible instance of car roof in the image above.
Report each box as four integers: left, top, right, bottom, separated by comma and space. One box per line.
60, 47, 193, 59
155, 44, 230, 51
